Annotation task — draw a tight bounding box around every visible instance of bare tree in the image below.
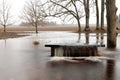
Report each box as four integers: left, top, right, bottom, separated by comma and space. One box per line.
101, 0, 105, 30
106, 0, 117, 48
95, 0, 99, 30
0, 0, 12, 32
22, 0, 46, 33
83, 0, 90, 31
46, 0, 84, 32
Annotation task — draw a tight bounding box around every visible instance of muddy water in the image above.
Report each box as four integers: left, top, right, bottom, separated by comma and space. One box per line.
0, 31, 119, 80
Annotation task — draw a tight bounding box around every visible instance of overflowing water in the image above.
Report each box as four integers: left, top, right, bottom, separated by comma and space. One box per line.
52, 45, 99, 57
0, 31, 119, 80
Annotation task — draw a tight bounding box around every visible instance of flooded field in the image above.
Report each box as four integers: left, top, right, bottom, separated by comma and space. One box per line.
0, 31, 120, 80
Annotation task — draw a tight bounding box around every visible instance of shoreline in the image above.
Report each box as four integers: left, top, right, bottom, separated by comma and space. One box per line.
0, 32, 29, 40
0, 26, 119, 39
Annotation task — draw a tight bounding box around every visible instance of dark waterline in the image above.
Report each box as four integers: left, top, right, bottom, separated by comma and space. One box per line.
0, 31, 120, 80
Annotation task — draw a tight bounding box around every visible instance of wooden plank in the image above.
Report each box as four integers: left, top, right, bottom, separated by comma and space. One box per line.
45, 44, 105, 47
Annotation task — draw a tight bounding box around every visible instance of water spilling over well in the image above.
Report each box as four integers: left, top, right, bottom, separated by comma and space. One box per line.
45, 44, 105, 57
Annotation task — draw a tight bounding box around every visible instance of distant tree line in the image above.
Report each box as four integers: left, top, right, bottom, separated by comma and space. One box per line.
20, 20, 57, 26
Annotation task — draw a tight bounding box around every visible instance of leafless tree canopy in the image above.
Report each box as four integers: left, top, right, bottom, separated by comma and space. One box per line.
0, 0, 12, 32
44, 0, 85, 32
22, 0, 46, 33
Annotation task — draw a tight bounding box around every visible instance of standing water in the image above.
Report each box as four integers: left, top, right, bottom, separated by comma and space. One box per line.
0, 31, 119, 80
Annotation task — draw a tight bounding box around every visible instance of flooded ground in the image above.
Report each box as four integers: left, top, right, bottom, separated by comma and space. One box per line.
0, 31, 120, 80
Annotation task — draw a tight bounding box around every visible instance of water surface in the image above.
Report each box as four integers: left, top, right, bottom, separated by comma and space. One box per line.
0, 31, 119, 80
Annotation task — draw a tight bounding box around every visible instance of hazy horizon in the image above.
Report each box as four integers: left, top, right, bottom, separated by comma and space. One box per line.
0, 0, 120, 25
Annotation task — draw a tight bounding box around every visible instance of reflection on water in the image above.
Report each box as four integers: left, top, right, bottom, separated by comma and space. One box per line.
77, 33, 81, 43
106, 60, 115, 80
0, 31, 119, 80
77, 33, 105, 45
96, 33, 99, 44
46, 60, 106, 80
85, 33, 89, 44
100, 33, 104, 45
4, 39, 7, 47
96, 33, 104, 45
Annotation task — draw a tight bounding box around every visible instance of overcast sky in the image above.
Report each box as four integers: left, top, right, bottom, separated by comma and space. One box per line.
1, 0, 120, 25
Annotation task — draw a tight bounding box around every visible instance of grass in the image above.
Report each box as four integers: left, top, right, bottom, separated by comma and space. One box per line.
0, 26, 119, 39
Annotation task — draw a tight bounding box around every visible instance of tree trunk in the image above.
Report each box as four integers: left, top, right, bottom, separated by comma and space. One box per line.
106, 0, 117, 48
83, 0, 90, 31
4, 25, 6, 32
35, 22, 38, 34
77, 18, 81, 32
95, 0, 99, 30
101, 0, 105, 30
